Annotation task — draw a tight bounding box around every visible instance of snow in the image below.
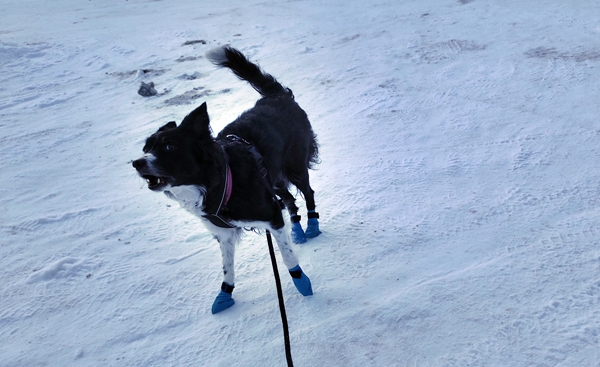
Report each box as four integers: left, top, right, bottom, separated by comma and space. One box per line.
2, 0, 600, 365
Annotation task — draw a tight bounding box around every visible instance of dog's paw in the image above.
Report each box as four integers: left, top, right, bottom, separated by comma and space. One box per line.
291, 222, 307, 244
289, 265, 313, 296
212, 283, 235, 314
305, 218, 321, 238
212, 290, 235, 314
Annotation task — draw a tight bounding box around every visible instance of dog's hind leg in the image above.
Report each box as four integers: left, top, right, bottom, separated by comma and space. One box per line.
275, 186, 299, 215
275, 186, 307, 244
289, 170, 321, 239
211, 227, 242, 314
269, 226, 313, 296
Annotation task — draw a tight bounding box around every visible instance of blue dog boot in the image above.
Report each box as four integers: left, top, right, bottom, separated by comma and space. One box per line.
305, 211, 321, 239
291, 215, 306, 244
212, 282, 235, 314
289, 265, 313, 296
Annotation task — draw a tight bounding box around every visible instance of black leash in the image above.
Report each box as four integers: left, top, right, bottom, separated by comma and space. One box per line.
266, 230, 294, 367
241, 137, 293, 366
206, 135, 294, 365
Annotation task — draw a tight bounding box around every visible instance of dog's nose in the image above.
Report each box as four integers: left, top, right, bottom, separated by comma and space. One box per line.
132, 158, 147, 170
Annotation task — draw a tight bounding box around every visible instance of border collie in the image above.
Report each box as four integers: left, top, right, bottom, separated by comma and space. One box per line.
132, 46, 321, 313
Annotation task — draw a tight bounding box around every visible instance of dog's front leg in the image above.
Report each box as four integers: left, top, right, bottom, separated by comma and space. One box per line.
211, 228, 241, 314
270, 227, 313, 296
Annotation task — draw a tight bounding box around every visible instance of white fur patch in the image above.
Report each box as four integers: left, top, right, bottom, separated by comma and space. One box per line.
164, 185, 206, 214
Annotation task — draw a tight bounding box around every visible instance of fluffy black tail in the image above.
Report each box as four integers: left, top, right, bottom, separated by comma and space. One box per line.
206, 46, 291, 97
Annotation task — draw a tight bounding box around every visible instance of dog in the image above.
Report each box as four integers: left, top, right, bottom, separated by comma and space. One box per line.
132, 46, 322, 313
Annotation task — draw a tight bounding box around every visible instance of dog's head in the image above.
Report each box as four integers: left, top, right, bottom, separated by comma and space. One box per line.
132, 102, 219, 192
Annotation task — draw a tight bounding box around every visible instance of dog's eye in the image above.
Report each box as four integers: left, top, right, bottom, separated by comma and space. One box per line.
164, 144, 177, 152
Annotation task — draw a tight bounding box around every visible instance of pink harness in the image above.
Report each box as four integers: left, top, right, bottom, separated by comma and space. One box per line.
203, 135, 281, 229
223, 165, 233, 206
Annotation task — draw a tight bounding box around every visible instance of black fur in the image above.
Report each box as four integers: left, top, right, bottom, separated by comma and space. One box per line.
133, 46, 319, 229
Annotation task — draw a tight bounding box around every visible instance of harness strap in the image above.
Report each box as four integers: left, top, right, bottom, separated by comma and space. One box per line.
215, 144, 234, 210
202, 143, 237, 229
245, 145, 283, 207
224, 166, 233, 206
202, 135, 282, 229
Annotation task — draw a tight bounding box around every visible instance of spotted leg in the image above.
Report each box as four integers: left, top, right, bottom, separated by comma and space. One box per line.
211, 228, 242, 314
269, 226, 313, 296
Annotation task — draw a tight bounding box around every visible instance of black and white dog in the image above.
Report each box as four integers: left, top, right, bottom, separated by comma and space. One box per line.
132, 46, 321, 313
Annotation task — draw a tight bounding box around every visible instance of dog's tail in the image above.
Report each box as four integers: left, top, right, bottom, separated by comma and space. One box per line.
206, 46, 291, 98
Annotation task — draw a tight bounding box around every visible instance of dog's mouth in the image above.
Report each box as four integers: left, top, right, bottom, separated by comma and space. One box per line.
143, 175, 169, 191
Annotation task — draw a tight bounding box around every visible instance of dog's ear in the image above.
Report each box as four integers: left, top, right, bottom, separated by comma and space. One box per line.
157, 121, 177, 133
180, 102, 212, 138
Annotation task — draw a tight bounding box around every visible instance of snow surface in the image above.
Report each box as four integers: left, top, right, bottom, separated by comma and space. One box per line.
2, 0, 600, 366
